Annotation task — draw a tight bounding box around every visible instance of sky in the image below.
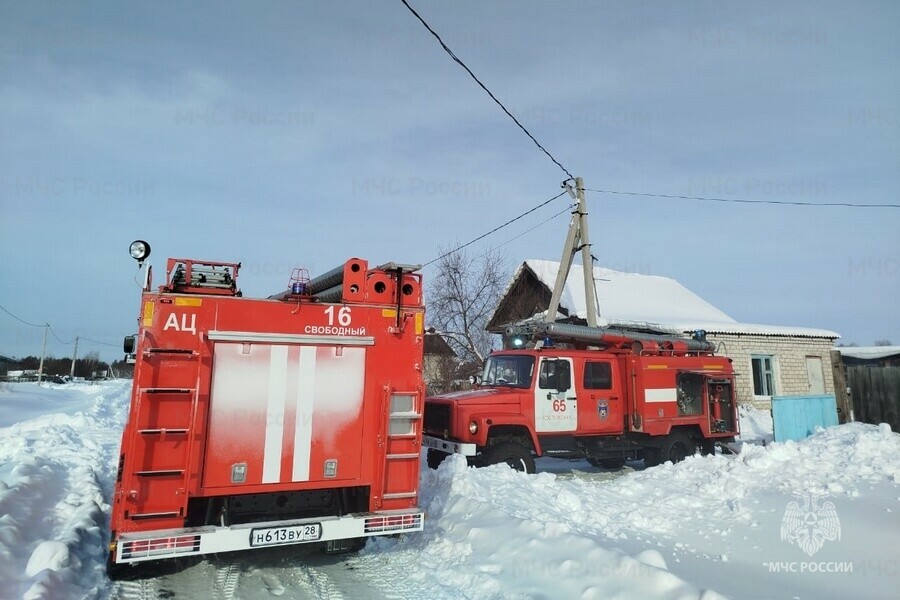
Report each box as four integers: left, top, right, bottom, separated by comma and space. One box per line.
0, 0, 898, 362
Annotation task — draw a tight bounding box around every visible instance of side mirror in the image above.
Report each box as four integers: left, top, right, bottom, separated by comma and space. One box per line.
123, 335, 136, 354
469, 374, 482, 386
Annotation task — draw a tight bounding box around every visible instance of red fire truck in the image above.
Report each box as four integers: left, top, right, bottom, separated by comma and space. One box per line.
108, 242, 426, 577
423, 322, 739, 473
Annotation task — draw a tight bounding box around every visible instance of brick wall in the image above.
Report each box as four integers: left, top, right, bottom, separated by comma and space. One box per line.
705, 333, 837, 408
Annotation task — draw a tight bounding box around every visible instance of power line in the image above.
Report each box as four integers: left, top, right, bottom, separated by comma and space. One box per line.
1, 301, 115, 347
399, 0, 574, 180
479, 203, 577, 259
425, 190, 568, 266
584, 188, 900, 209
80, 336, 118, 348
0, 302, 45, 328
49, 327, 73, 345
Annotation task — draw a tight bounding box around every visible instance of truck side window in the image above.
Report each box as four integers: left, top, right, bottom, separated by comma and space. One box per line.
539, 359, 571, 391
584, 361, 612, 389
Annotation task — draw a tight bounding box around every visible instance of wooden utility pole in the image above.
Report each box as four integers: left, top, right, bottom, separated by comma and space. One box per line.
545, 177, 598, 327
70, 335, 79, 379
37, 324, 48, 383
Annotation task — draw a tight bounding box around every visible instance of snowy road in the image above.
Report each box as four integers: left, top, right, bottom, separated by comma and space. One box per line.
1, 382, 897, 599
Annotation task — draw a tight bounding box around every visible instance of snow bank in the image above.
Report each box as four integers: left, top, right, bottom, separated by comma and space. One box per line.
737, 404, 774, 445
355, 423, 899, 599
0, 381, 131, 599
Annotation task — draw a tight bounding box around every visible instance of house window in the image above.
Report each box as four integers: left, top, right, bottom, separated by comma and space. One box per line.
751, 355, 776, 396
584, 361, 612, 389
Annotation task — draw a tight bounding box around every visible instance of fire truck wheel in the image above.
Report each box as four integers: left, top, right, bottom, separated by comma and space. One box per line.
642, 448, 661, 468
482, 442, 535, 474
659, 432, 693, 464
427, 449, 450, 469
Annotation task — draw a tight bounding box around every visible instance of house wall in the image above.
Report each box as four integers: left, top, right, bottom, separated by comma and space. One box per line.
705, 333, 836, 408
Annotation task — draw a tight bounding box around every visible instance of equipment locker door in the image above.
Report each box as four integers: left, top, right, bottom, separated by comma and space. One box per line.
203, 342, 366, 488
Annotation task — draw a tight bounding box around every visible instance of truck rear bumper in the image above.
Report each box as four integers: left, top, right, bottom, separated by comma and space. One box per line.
422, 434, 477, 456
113, 508, 423, 564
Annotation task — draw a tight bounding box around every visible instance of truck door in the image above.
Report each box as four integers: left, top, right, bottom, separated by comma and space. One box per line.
579, 359, 624, 434
534, 357, 576, 432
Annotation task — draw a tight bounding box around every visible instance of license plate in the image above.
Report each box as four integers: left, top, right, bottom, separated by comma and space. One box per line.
250, 523, 321, 547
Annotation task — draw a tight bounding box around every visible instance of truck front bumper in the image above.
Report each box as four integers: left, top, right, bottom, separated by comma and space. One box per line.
112, 508, 423, 564
422, 434, 477, 456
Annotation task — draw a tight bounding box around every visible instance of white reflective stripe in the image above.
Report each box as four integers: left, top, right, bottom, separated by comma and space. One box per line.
208, 331, 374, 346
645, 388, 677, 403
293, 346, 316, 481
262, 345, 288, 483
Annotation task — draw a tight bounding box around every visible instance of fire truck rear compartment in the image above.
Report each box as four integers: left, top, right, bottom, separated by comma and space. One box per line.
186, 486, 370, 527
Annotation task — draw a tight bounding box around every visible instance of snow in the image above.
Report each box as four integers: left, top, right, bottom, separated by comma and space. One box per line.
506, 260, 840, 339
834, 346, 900, 360
0, 382, 898, 599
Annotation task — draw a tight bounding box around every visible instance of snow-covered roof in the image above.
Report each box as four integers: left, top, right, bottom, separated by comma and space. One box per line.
835, 346, 900, 360
499, 260, 839, 339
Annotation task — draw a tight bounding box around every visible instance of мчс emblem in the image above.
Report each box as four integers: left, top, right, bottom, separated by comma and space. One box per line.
597, 400, 609, 421
780, 492, 841, 557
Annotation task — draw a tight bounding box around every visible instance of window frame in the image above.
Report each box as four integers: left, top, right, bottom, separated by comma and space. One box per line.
750, 354, 777, 397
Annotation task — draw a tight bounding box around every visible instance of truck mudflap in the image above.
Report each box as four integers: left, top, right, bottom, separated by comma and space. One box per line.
112, 508, 424, 564
422, 434, 477, 457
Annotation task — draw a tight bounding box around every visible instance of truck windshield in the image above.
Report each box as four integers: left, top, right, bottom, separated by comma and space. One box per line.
481, 355, 535, 388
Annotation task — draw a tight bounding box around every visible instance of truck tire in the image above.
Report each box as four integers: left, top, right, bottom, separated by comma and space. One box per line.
659, 432, 693, 464
482, 442, 535, 474
426, 449, 450, 470
588, 457, 626, 469
642, 448, 660, 468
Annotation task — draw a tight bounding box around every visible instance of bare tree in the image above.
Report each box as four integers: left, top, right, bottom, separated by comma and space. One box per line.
874, 339, 893, 346
427, 248, 507, 365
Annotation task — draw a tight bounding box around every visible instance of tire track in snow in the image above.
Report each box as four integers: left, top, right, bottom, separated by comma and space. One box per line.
111, 577, 160, 600
213, 561, 241, 600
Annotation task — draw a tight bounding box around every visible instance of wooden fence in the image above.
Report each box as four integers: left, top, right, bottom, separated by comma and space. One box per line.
847, 366, 900, 432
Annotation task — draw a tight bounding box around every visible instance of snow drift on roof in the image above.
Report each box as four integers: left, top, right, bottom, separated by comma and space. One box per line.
516, 260, 839, 339
835, 346, 900, 360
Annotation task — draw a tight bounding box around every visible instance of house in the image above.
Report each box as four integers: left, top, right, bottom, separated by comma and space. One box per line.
0, 354, 15, 376
487, 260, 840, 408
423, 333, 460, 395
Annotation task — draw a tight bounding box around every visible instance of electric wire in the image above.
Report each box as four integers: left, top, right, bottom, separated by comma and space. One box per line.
1, 301, 115, 347
49, 327, 73, 345
424, 191, 567, 267
399, 0, 573, 179
478, 203, 576, 260
584, 188, 900, 209
80, 336, 118, 348
0, 302, 45, 328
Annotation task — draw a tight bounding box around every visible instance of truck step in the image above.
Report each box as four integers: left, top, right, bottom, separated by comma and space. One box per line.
142, 388, 194, 394
138, 428, 189, 435
134, 469, 185, 477
143, 348, 197, 355
382, 491, 417, 500
128, 511, 181, 521
386, 453, 419, 459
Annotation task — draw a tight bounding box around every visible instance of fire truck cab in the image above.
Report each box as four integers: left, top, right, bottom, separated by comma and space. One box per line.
423, 323, 738, 473
108, 246, 426, 577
